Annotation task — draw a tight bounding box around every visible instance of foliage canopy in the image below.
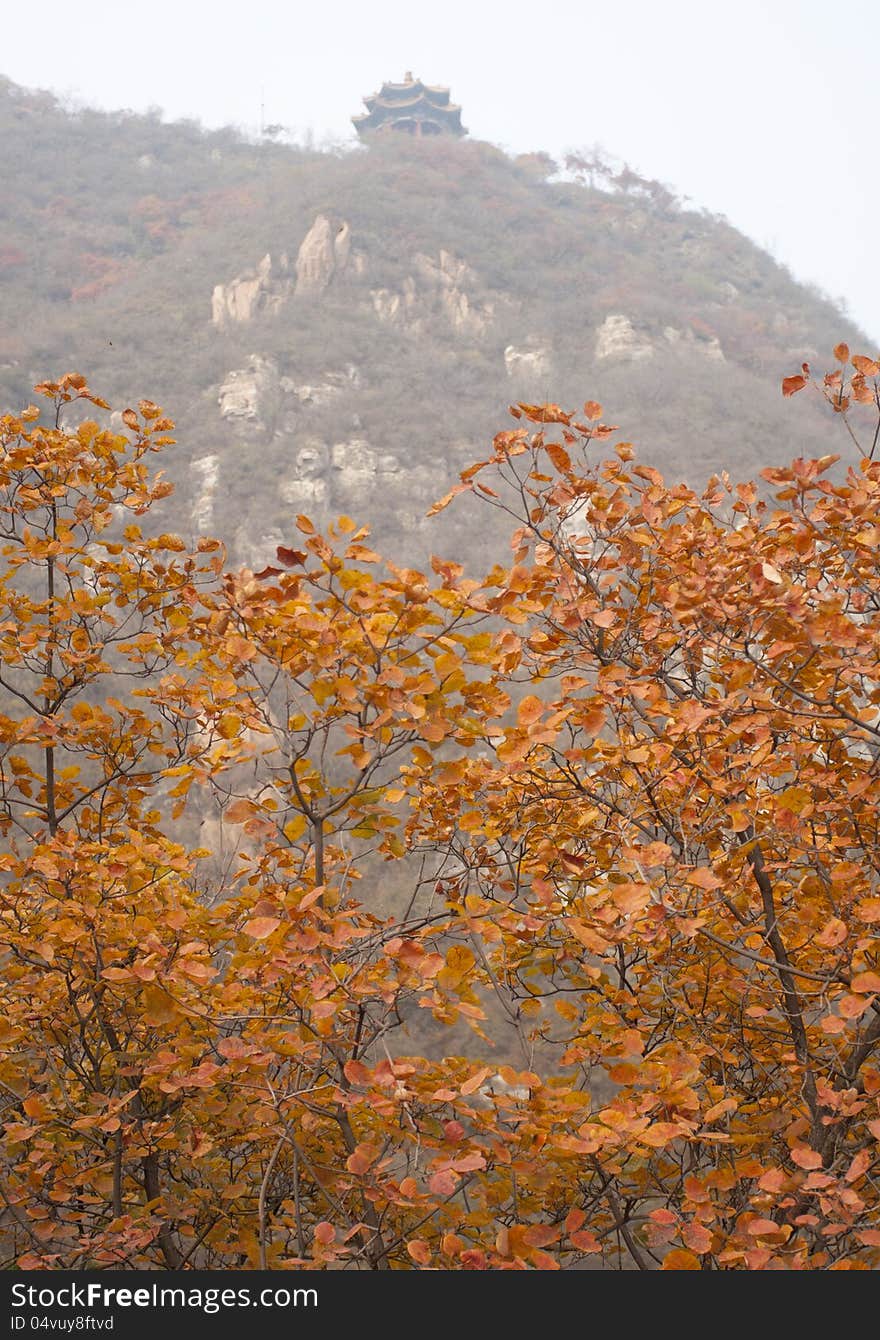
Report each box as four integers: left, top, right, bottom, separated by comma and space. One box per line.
0, 354, 879, 1269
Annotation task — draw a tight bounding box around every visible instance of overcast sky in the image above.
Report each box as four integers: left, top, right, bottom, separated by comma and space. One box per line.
5, 0, 876, 341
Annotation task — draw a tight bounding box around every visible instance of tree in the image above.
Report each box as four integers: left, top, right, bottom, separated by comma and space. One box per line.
419, 356, 880, 1268
1, 353, 879, 1270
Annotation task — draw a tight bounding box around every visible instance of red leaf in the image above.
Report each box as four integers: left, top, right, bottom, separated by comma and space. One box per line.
276, 546, 307, 567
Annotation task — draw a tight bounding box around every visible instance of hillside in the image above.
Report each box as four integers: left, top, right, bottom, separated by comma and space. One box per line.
0, 73, 865, 570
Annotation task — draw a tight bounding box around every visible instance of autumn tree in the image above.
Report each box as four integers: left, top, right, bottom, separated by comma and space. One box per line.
0, 377, 231, 1265
2, 352, 880, 1271
0, 379, 515, 1269
413, 352, 880, 1268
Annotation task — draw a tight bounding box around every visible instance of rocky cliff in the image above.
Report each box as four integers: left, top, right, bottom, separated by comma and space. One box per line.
0, 81, 864, 573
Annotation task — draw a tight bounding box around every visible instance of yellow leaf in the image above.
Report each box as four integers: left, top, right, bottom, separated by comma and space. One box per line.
282, 813, 307, 842
217, 714, 241, 740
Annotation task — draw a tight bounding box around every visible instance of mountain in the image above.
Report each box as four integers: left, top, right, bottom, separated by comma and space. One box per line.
0, 74, 864, 571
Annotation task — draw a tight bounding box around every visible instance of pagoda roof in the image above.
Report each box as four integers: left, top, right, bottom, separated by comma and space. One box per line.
353, 74, 465, 138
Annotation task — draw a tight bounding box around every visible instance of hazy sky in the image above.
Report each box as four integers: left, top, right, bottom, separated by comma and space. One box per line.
5, 0, 876, 341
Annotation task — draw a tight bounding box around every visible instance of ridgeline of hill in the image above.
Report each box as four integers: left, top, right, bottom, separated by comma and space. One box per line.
0, 74, 864, 569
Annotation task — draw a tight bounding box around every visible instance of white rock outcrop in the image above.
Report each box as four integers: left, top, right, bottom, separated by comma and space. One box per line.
282, 364, 362, 408
504, 344, 552, 382
294, 215, 352, 297
279, 440, 331, 510
329, 439, 403, 492
370, 250, 493, 338
414, 250, 493, 336
191, 455, 219, 533
663, 326, 725, 362
217, 355, 280, 435
594, 314, 654, 362
212, 254, 291, 328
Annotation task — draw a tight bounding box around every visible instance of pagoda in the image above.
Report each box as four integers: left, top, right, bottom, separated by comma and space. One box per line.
352, 73, 465, 139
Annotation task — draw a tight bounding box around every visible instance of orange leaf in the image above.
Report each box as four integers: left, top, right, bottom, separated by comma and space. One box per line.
662, 1248, 701, 1270
681, 1221, 713, 1254
790, 1146, 823, 1170
782, 375, 807, 397
346, 1145, 377, 1176
545, 443, 572, 472
686, 867, 723, 891
517, 695, 543, 727
846, 1149, 871, 1183
461, 1066, 492, 1095
428, 1169, 457, 1196
815, 917, 847, 948
523, 1223, 562, 1248
851, 971, 880, 994
343, 1060, 371, 1086
407, 1239, 431, 1265
242, 916, 281, 940
224, 799, 258, 824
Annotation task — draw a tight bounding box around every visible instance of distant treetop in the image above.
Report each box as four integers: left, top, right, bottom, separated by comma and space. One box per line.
352, 72, 466, 140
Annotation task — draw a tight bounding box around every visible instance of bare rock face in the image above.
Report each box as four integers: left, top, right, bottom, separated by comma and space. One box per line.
594, 314, 654, 362
662, 326, 725, 362
294, 215, 351, 297
371, 277, 419, 327
415, 250, 494, 336
330, 438, 381, 492
211, 254, 290, 328
281, 364, 362, 408
279, 439, 331, 510
504, 343, 552, 383
191, 454, 219, 533
233, 525, 288, 572
370, 249, 493, 338
217, 355, 280, 436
